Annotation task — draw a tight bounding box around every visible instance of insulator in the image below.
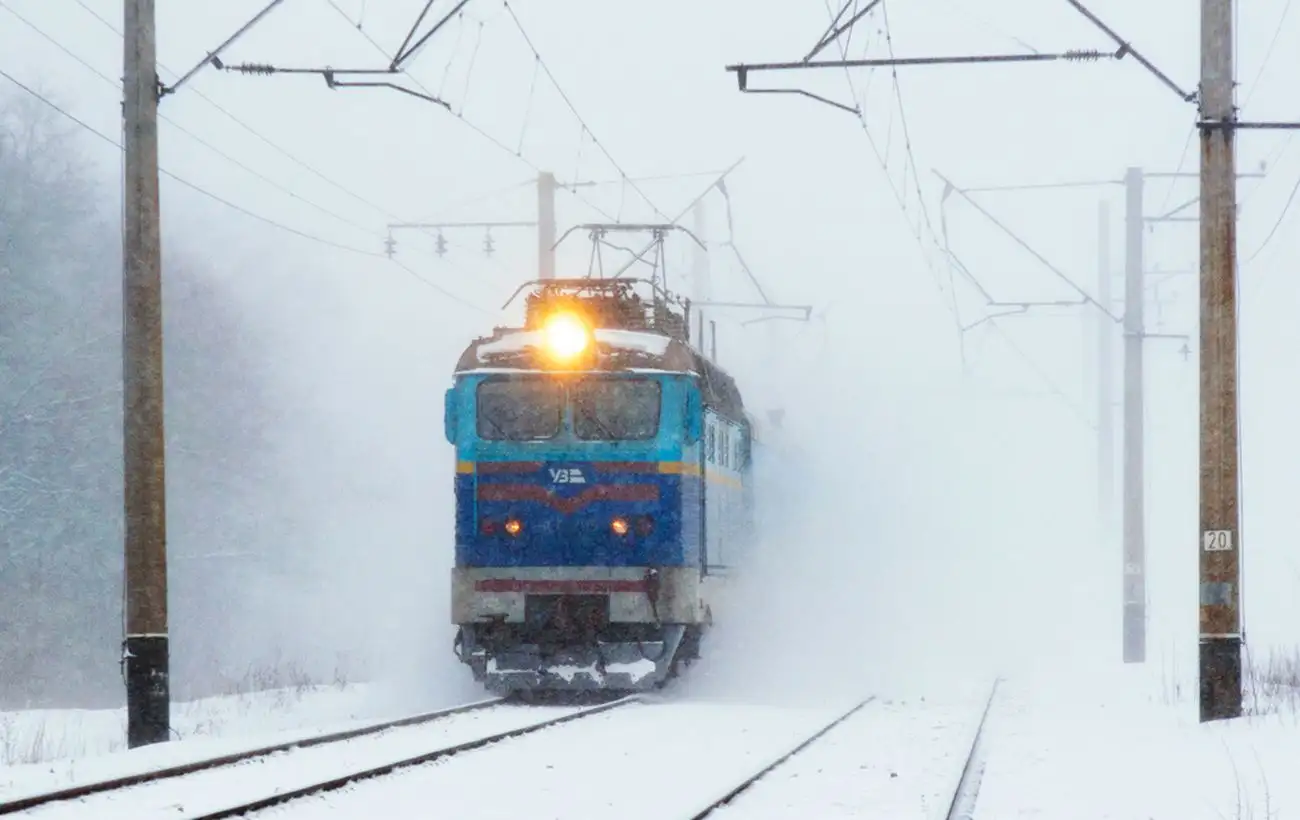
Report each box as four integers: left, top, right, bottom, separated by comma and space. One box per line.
231, 62, 277, 75
435, 233, 448, 257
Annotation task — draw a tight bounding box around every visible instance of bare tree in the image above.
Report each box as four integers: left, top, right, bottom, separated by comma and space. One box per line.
0, 89, 276, 707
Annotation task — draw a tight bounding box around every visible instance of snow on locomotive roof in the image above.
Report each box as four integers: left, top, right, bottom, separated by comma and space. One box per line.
474, 327, 672, 360
455, 324, 747, 420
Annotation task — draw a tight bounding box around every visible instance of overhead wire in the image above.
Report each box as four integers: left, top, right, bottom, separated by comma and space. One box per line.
72, 0, 538, 279
817, 0, 990, 374
73, 0, 530, 234
1, 0, 385, 243
1238, 0, 1299, 268
821, 2, 1097, 423
0, 64, 490, 312
1242, 174, 1300, 266
820, 1, 960, 310
500, 0, 670, 222
985, 320, 1096, 432
71, 0, 414, 225
0, 64, 376, 257
1241, 0, 1292, 110
879, 0, 940, 250
321, 0, 620, 223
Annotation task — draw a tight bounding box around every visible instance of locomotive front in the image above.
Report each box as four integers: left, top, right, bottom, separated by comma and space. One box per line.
444, 283, 723, 694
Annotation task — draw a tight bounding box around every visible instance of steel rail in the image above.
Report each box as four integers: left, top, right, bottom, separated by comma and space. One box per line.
684, 696, 877, 819
944, 678, 1002, 820
0, 696, 505, 815
183, 694, 642, 820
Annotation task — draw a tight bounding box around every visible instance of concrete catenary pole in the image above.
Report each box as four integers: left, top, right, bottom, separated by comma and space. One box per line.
537, 171, 556, 280
1097, 201, 1116, 549
122, 0, 170, 748
1198, 0, 1243, 722
1122, 167, 1146, 664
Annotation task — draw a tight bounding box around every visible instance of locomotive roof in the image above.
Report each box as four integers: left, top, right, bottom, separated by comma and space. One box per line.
453, 326, 747, 421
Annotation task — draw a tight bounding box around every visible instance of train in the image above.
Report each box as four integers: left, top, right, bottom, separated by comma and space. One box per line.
445, 277, 759, 694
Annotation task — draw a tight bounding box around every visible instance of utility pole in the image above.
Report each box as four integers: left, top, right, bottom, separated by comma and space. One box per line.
538, 171, 556, 280
123, 0, 170, 748
1122, 167, 1146, 664
1198, 0, 1242, 721
1097, 201, 1116, 555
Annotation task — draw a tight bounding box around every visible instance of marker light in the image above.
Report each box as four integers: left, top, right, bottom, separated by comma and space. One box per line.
610, 517, 629, 536
504, 518, 522, 537
541, 311, 590, 363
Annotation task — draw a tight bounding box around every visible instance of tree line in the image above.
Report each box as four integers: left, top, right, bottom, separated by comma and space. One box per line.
1, 89, 277, 708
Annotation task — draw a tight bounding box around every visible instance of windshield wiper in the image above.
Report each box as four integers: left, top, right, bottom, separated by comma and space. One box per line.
480, 412, 509, 438
574, 403, 617, 440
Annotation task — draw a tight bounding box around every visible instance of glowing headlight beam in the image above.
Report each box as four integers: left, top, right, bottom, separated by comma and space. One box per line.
541, 312, 591, 363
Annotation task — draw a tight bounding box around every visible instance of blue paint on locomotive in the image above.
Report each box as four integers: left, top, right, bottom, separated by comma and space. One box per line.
447, 372, 705, 570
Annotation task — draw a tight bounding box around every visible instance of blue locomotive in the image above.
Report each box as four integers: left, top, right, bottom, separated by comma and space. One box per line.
445, 278, 757, 693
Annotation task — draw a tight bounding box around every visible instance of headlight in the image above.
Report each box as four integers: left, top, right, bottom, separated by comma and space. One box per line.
504, 518, 522, 537
610, 517, 629, 536
541, 311, 591, 363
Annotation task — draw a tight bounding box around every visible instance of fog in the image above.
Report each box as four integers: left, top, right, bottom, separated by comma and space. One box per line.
3, 0, 1300, 717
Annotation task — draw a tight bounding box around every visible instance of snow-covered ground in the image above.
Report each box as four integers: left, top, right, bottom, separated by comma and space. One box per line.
709, 689, 991, 819
0, 681, 470, 799
3, 657, 1298, 818
6, 702, 581, 820
979, 655, 1300, 819
250, 697, 867, 820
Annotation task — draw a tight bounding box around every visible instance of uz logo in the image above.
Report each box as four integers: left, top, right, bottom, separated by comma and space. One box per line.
549, 468, 586, 484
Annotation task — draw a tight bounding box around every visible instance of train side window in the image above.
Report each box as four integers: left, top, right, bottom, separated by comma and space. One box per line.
706, 423, 715, 463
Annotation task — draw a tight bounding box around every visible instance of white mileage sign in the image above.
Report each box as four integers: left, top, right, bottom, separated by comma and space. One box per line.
1202, 530, 1234, 552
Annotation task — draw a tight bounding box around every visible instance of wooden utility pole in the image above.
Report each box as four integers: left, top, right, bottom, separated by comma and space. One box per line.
1198, 0, 1242, 721
123, 0, 170, 747
537, 171, 556, 280
1122, 168, 1146, 664
1096, 201, 1116, 558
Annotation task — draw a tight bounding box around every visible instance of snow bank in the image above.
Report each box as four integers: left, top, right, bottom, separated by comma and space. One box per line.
978, 658, 1300, 819
0, 684, 387, 793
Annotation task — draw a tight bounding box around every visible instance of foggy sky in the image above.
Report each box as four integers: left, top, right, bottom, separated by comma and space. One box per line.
4, 0, 1298, 705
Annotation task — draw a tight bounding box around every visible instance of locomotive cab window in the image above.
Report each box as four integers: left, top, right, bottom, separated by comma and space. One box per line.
476, 378, 563, 440
571, 378, 661, 440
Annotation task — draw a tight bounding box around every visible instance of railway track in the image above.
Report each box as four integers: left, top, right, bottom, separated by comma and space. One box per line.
4, 682, 1002, 819
943, 678, 1001, 820
0, 694, 639, 819
683, 696, 878, 819
684, 678, 1003, 819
